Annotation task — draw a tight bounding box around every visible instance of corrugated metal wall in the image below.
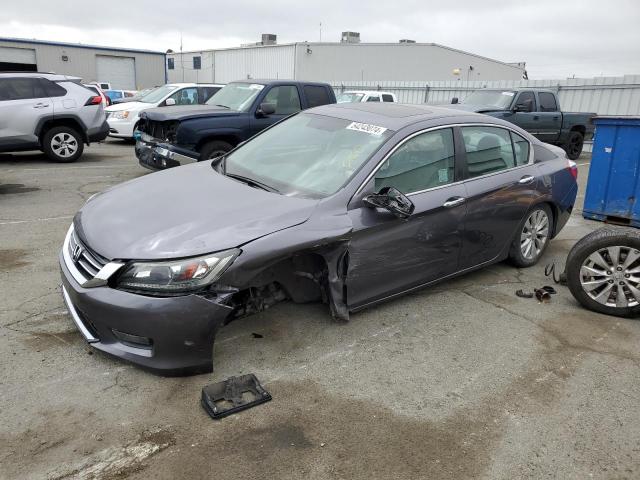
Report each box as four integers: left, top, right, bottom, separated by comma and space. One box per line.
331, 75, 640, 115
0, 39, 165, 89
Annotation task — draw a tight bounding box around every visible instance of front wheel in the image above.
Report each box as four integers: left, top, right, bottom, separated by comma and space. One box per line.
565, 227, 640, 317
508, 204, 552, 267
199, 140, 234, 161
43, 126, 84, 162
563, 131, 584, 160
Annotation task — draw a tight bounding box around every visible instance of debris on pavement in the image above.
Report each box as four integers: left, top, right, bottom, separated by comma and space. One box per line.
515, 289, 534, 298
201, 374, 272, 419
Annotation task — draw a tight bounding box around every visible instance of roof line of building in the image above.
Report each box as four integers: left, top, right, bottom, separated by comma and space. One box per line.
170, 41, 524, 71
0, 37, 165, 56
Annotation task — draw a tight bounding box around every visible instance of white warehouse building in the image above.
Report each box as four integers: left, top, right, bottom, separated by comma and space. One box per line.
0, 37, 166, 90
167, 34, 526, 84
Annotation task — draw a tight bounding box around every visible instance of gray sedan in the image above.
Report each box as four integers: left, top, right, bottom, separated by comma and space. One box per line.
60, 103, 578, 375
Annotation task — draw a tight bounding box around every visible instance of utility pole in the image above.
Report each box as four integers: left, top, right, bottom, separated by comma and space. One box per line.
319, 22, 322, 42
180, 33, 184, 82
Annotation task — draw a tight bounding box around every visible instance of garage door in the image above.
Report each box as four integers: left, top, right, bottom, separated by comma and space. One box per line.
0, 46, 37, 72
96, 55, 136, 89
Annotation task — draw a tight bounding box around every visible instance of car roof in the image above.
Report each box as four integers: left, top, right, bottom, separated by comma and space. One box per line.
308, 102, 492, 130
341, 90, 395, 95
479, 87, 556, 94
233, 79, 330, 87
0, 72, 81, 82
165, 83, 225, 87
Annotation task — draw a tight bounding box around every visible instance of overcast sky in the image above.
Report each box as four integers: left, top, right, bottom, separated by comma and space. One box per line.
1, 0, 639, 79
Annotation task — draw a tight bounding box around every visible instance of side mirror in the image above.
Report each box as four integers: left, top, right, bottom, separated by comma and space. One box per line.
256, 102, 276, 117
363, 187, 415, 219
165, 98, 176, 106
451, 97, 459, 104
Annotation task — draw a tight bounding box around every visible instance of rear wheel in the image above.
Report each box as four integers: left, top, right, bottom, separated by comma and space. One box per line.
43, 126, 84, 162
564, 131, 584, 160
508, 204, 552, 267
565, 227, 640, 317
199, 140, 234, 161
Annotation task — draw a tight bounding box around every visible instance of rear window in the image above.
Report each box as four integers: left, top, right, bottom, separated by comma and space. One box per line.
303, 85, 331, 108
382, 94, 394, 102
41, 79, 66, 97
539, 92, 558, 112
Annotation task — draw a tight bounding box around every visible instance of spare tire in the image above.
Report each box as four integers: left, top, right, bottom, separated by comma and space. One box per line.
565, 226, 640, 317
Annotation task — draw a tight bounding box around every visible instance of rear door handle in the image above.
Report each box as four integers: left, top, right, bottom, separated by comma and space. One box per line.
443, 197, 466, 208
518, 175, 535, 184
33, 102, 50, 108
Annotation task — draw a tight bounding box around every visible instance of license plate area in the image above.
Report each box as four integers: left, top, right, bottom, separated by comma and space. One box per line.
201, 374, 272, 419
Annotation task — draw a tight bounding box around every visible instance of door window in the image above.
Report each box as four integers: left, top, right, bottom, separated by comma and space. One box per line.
0, 77, 47, 101
538, 92, 558, 112
374, 128, 455, 194
366, 95, 380, 102
168, 87, 198, 105
199, 86, 221, 103
461, 126, 517, 178
382, 94, 394, 102
511, 131, 531, 166
262, 85, 301, 115
515, 91, 536, 111
303, 85, 331, 108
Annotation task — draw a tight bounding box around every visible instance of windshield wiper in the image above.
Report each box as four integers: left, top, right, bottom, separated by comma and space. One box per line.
225, 173, 280, 193
214, 104, 230, 109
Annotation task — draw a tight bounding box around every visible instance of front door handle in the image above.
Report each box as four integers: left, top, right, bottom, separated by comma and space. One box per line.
443, 197, 466, 208
518, 175, 535, 184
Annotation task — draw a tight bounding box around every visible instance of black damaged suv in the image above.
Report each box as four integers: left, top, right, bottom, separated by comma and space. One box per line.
135, 79, 336, 170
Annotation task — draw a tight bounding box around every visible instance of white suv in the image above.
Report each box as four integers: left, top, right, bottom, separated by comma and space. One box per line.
105, 83, 224, 140
0, 73, 109, 162
336, 90, 397, 103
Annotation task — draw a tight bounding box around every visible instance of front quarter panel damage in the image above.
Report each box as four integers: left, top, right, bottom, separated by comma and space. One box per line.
216, 212, 353, 322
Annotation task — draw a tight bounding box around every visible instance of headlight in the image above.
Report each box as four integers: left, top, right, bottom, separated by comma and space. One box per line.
111, 111, 130, 119
116, 249, 240, 293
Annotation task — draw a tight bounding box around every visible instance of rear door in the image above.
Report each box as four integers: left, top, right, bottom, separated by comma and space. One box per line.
0, 77, 52, 149
249, 85, 302, 135
535, 92, 562, 142
458, 125, 539, 268
346, 126, 467, 307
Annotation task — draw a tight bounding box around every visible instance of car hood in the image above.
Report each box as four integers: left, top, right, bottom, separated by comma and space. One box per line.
75, 162, 318, 260
446, 104, 505, 113
105, 101, 148, 112
141, 105, 240, 122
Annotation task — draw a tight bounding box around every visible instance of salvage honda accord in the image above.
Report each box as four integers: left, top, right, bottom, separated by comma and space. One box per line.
60, 103, 578, 375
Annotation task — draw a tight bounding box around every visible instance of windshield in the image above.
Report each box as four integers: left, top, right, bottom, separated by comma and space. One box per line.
139, 85, 179, 104
462, 90, 515, 108
224, 113, 394, 198
205, 82, 264, 111
337, 92, 365, 103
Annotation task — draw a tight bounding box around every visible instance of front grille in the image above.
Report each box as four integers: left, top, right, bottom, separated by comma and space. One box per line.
68, 228, 108, 280
144, 120, 177, 143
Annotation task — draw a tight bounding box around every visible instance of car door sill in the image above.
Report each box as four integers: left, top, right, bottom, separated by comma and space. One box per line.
349, 252, 504, 313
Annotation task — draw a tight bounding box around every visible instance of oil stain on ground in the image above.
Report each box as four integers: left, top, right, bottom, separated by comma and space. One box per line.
0, 249, 30, 270
0, 183, 40, 194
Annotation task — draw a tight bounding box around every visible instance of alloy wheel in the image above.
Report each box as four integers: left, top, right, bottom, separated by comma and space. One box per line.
520, 209, 550, 260
579, 246, 640, 308
51, 133, 78, 158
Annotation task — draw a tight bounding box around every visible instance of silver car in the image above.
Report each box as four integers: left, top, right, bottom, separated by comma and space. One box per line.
0, 72, 109, 162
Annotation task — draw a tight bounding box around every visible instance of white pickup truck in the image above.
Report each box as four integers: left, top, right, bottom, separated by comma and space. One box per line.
336, 90, 397, 103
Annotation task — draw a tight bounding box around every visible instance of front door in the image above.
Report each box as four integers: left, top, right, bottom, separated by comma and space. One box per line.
457, 125, 540, 268
346, 127, 467, 308
508, 91, 541, 138
249, 85, 302, 136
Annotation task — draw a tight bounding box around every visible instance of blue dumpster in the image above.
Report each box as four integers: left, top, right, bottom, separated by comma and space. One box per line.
583, 116, 640, 226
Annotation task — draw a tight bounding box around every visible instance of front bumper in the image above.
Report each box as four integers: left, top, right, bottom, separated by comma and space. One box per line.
59, 250, 233, 376
106, 116, 136, 138
135, 136, 198, 170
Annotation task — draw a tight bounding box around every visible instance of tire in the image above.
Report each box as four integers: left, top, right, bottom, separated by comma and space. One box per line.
563, 131, 584, 160
565, 226, 640, 317
199, 140, 234, 161
42, 126, 84, 163
508, 204, 553, 267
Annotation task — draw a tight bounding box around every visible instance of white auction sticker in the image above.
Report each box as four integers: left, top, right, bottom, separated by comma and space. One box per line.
502, 91, 515, 96
346, 122, 388, 136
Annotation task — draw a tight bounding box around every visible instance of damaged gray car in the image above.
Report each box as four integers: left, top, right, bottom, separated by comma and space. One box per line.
60, 103, 578, 375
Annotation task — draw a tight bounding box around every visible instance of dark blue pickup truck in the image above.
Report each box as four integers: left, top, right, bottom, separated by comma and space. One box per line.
448, 89, 595, 159
136, 79, 336, 169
